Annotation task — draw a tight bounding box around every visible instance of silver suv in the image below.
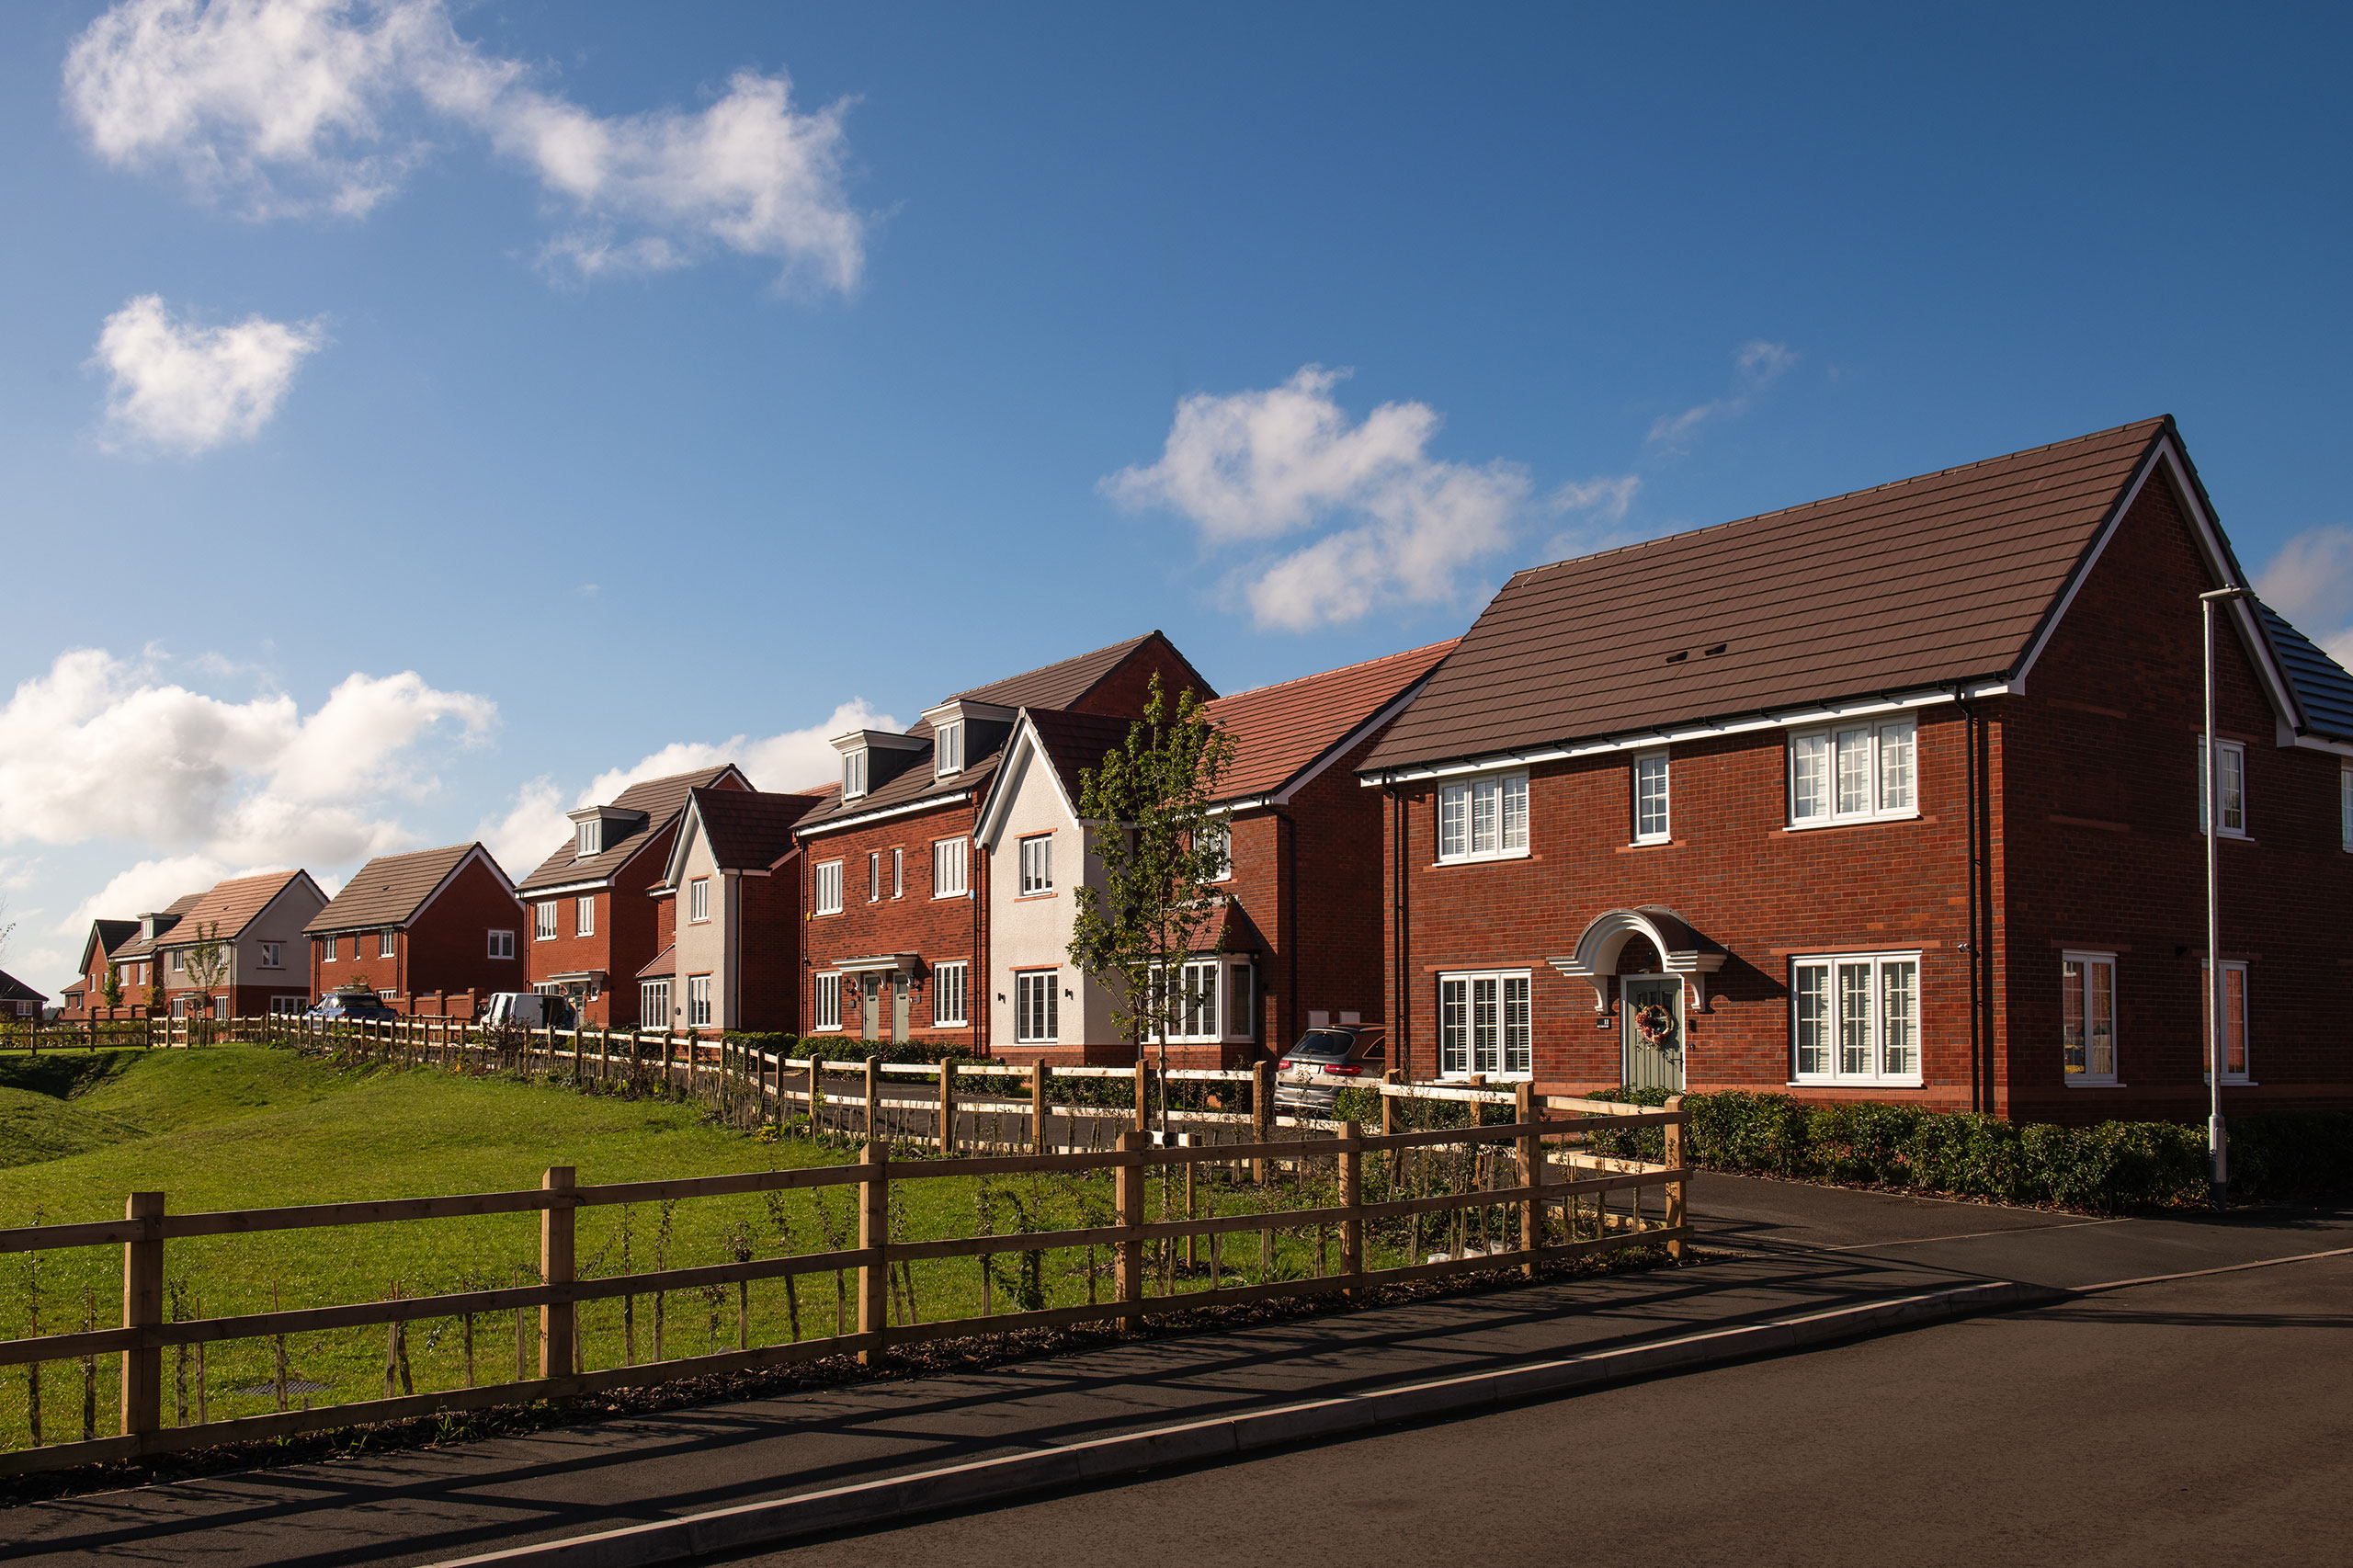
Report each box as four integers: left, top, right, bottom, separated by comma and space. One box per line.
1272, 1025, 1384, 1116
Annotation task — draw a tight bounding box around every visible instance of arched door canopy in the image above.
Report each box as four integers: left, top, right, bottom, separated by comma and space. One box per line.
1546, 905, 1726, 1012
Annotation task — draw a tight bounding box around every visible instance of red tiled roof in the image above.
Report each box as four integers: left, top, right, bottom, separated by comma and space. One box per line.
1204, 641, 1458, 801
305, 845, 493, 934
637, 945, 676, 981
687, 788, 827, 871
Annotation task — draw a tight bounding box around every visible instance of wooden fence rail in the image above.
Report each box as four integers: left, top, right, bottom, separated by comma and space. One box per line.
0, 1079, 1689, 1479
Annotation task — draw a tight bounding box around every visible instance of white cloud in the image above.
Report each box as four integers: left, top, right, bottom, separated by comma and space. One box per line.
0, 648, 494, 875
477, 700, 892, 879
1647, 339, 1796, 451
2256, 525, 2353, 667
64, 0, 866, 289
1104, 367, 1529, 631
93, 293, 325, 453
1549, 473, 1642, 526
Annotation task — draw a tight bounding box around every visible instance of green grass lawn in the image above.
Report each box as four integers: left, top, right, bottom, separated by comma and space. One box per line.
0, 1046, 1403, 1450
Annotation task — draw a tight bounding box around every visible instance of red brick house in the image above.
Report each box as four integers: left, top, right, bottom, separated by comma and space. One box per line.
304, 844, 527, 1010
1359, 416, 2353, 1121
58, 916, 144, 1017
0, 968, 46, 1022
517, 765, 751, 1026
640, 786, 829, 1034
790, 632, 1213, 1049
975, 642, 1454, 1065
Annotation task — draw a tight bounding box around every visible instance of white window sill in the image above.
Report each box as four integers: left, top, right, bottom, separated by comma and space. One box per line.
1628, 835, 1674, 849
1431, 849, 1532, 869
2202, 1076, 2257, 1087
1781, 811, 1920, 833
2063, 1077, 2122, 1089
1438, 1072, 1533, 1084
1788, 1078, 1926, 1089
931, 891, 970, 901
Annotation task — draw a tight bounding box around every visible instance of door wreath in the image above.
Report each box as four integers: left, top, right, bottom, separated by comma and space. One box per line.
1632, 1001, 1678, 1053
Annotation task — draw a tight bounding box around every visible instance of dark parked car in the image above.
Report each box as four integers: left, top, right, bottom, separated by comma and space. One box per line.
305, 988, 398, 1022
1273, 1024, 1385, 1116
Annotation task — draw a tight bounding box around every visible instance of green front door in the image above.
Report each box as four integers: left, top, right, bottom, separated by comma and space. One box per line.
1621, 977, 1685, 1093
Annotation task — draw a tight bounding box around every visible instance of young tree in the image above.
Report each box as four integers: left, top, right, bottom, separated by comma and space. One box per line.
1067, 676, 1236, 1128
100, 962, 124, 1013
180, 922, 231, 1019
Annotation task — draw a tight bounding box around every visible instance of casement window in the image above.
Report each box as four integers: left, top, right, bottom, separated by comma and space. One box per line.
641, 979, 671, 1028
864, 851, 879, 902
1438, 773, 1529, 863
2062, 953, 2118, 1086
259, 942, 281, 969
575, 820, 599, 857
487, 929, 515, 960
379, 927, 397, 959
535, 902, 558, 940
814, 860, 844, 915
2197, 737, 2247, 836
689, 877, 710, 924
1161, 958, 1221, 1041
1632, 751, 1670, 844
1789, 719, 1916, 826
892, 846, 904, 899
1791, 953, 1922, 1085
843, 749, 868, 800
1199, 821, 1232, 881
576, 897, 595, 937
932, 837, 967, 897
2201, 960, 2251, 1084
1018, 834, 1054, 895
812, 973, 843, 1033
171, 950, 183, 971
1438, 970, 1531, 1078
688, 975, 711, 1028
936, 721, 964, 777
323, 936, 338, 962
1015, 970, 1060, 1043
933, 960, 969, 1027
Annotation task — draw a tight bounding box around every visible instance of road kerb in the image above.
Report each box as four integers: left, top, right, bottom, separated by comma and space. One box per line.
422, 1278, 2052, 1568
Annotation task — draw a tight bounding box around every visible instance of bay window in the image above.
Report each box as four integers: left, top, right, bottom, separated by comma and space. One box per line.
1791, 952, 1921, 1085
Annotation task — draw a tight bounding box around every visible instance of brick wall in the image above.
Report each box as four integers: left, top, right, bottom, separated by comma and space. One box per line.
799, 800, 989, 1047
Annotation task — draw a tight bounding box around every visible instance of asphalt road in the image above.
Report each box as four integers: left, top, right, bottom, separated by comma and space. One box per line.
729, 1252, 2353, 1568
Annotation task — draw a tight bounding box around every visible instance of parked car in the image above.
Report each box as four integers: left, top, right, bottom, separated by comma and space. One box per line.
1273, 1024, 1384, 1115
481, 992, 577, 1030
306, 987, 398, 1022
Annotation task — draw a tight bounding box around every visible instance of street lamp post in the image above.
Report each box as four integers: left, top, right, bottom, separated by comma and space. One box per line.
2201, 585, 2252, 1211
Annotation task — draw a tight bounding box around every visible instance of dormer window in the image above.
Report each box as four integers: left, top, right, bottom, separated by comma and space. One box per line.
844, 748, 868, 799
575, 819, 601, 857
936, 721, 964, 777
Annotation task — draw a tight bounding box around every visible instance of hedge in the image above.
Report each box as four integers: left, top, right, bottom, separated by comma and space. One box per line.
1580, 1086, 2352, 1213
720, 1032, 994, 1067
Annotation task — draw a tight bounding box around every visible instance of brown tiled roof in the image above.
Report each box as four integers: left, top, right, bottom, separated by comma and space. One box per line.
1022, 710, 1142, 804
798, 634, 1198, 835
304, 845, 488, 934
161, 870, 316, 945
0, 967, 45, 1004
1206, 641, 1457, 801
687, 788, 827, 871
111, 892, 206, 960
517, 765, 745, 892
1363, 418, 2171, 773
636, 946, 676, 981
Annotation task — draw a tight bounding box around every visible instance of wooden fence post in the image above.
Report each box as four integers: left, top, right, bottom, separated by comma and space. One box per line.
1252, 1058, 1274, 1184
119, 1190, 165, 1439
1381, 1069, 1403, 1181
1031, 1061, 1050, 1154
1664, 1095, 1686, 1262
1339, 1120, 1364, 1293
937, 1061, 955, 1154
858, 1141, 889, 1365
1116, 1129, 1146, 1329
1517, 1082, 1540, 1278
599, 1026, 611, 1083
540, 1166, 575, 1379
864, 1058, 881, 1143
806, 1059, 821, 1138
1132, 1062, 1149, 1131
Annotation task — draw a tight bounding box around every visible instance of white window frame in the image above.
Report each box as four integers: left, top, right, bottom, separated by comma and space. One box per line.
576, 820, 599, 857
2201, 960, 2252, 1085
843, 748, 868, 800
2062, 951, 2118, 1087
1788, 719, 1917, 828
932, 837, 968, 897
1437, 969, 1532, 1079
812, 972, 842, 1033
814, 860, 844, 916
535, 902, 558, 940
1014, 970, 1059, 1043
323, 936, 338, 962
1790, 952, 1923, 1086
1632, 750, 1670, 844
1200, 821, 1232, 882
2198, 736, 2248, 837
936, 721, 964, 777
259, 942, 281, 969
171, 949, 183, 971
688, 877, 710, 924
892, 846, 904, 899
576, 896, 595, 937
379, 927, 397, 959
641, 978, 671, 1028
1160, 958, 1223, 1043
1018, 834, 1054, 896
1437, 771, 1529, 864
933, 960, 969, 1027
487, 929, 515, 960
688, 974, 711, 1028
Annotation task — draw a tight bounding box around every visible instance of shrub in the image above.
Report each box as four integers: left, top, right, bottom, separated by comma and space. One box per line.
790, 1034, 995, 1067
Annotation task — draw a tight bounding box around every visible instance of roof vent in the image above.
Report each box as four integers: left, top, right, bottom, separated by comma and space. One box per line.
1703, 643, 1728, 656
1665, 651, 1688, 664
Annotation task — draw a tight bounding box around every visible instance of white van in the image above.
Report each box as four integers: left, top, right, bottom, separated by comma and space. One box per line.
481, 992, 577, 1029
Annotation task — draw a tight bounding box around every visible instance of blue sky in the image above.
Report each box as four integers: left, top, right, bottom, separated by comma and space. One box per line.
5, 1, 2351, 990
